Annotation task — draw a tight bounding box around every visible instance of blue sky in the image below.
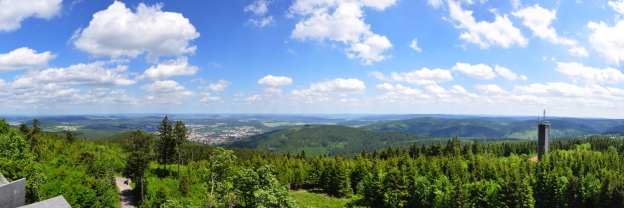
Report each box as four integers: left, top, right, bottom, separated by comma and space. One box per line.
1, 0, 624, 117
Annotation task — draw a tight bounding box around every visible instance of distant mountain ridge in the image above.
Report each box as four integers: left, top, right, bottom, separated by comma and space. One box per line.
358, 117, 624, 139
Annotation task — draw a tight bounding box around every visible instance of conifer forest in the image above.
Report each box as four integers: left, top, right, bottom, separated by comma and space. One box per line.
2, 117, 624, 208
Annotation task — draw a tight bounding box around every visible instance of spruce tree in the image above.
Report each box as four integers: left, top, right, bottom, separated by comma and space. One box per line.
173, 120, 187, 180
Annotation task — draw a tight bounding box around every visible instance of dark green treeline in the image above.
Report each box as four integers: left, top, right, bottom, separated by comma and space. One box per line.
3, 117, 624, 208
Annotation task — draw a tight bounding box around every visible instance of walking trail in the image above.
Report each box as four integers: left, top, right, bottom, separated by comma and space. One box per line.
115, 177, 136, 208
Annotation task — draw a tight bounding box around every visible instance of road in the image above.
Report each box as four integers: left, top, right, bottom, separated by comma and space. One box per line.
115, 177, 135, 208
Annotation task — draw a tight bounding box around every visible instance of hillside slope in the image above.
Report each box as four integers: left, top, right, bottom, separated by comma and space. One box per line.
227, 125, 432, 156
360, 117, 612, 139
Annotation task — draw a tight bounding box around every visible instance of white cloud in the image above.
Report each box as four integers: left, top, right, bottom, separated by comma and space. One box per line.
245, 0, 270, 16
137, 56, 199, 80
448, 0, 528, 49
72, 1, 200, 62
0, 0, 62, 32
347, 34, 393, 64
263, 87, 283, 96
245, 94, 262, 102
512, 5, 576, 45
511, 0, 521, 10
555, 62, 624, 84
428, 0, 444, 9
289, 0, 395, 64
449, 85, 468, 94
568, 47, 589, 57
371, 68, 454, 85
247, 16, 275, 27
258, 75, 293, 86
0, 47, 56, 72
494, 65, 527, 81
199, 92, 221, 102
141, 80, 194, 97
475, 84, 506, 94
514, 82, 595, 97
452, 63, 497, 79
206, 80, 232, 93
409, 39, 422, 52
588, 20, 624, 66
376, 83, 423, 95
609, 0, 624, 14
11, 62, 136, 89
309, 78, 366, 94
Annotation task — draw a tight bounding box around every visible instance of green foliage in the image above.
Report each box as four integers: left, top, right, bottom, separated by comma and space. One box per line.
5, 117, 624, 208
2, 118, 121, 207
122, 130, 154, 203
235, 165, 296, 207
229, 125, 431, 156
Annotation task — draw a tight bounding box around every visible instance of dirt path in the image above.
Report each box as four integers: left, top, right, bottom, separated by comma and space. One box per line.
115, 177, 135, 208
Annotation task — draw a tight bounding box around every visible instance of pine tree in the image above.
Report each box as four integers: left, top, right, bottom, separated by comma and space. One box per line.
157, 116, 174, 175
122, 130, 154, 202
173, 120, 187, 180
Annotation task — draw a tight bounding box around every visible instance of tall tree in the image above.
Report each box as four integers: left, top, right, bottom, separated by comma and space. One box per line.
157, 116, 174, 174
122, 130, 154, 202
173, 120, 187, 180
66, 130, 76, 143
19, 122, 29, 134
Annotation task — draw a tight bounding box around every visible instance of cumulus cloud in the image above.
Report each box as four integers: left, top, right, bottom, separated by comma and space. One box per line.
371, 68, 453, 85
452, 63, 497, 79
137, 56, 199, 80
258, 75, 293, 86
475, 84, 506, 94
448, 0, 527, 49
494, 65, 528, 81
512, 5, 576, 45
263, 87, 283, 96
427, 0, 444, 9
199, 92, 221, 102
409, 39, 422, 52
376, 83, 423, 95
246, 16, 274, 27
449, 85, 469, 94
245, 0, 270, 15
205, 79, 232, 93
588, 20, 624, 66
11, 62, 136, 89
244, 0, 274, 27
0, 47, 56, 72
309, 78, 366, 94
141, 80, 195, 102
609, 0, 624, 14
555, 62, 624, 84
514, 82, 596, 97
72, 1, 200, 62
245, 94, 262, 102
511, 0, 521, 10
568, 47, 589, 57
289, 0, 395, 64
0, 0, 62, 32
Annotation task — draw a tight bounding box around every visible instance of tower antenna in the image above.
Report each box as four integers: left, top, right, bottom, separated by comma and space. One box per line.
543, 109, 546, 121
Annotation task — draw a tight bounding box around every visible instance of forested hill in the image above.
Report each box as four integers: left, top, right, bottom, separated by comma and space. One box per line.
359, 117, 624, 139
227, 125, 432, 156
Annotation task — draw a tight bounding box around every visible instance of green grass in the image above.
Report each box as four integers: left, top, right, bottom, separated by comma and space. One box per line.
290, 190, 350, 208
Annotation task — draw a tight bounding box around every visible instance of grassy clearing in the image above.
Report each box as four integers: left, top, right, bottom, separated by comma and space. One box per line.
290, 190, 350, 208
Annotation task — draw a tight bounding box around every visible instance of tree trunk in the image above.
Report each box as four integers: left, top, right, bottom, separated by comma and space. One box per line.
141, 175, 144, 202
178, 144, 181, 180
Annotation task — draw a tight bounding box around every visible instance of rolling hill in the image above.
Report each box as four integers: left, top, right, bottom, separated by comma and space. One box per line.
227, 125, 435, 156
359, 117, 623, 139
